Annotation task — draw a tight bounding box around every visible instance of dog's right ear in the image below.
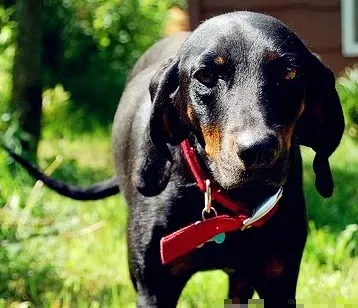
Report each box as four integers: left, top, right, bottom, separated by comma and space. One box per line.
134, 56, 189, 196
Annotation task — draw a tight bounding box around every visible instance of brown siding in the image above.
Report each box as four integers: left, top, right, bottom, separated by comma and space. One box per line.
188, 0, 358, 75
200, 0, 339, 12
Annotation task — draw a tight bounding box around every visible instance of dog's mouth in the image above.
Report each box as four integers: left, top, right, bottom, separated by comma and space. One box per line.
212, 159, 289, 208
216, 156, 288, 187
191, 135, 289, 197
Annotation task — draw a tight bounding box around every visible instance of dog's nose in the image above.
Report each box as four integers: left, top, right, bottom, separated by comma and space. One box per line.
237, 135, 279, 167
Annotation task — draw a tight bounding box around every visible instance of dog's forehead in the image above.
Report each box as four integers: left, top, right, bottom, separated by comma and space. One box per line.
180, 12, 302, 62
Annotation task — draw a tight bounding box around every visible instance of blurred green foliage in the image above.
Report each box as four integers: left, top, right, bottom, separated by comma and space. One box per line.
43, 0, 174, 130
0, 0, 185, 137
0, 5, 15, 128
337, 66, 358, 139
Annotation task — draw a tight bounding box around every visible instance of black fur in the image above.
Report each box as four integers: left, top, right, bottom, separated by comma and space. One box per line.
3, 145, 119, 200
7, 13, 344, 306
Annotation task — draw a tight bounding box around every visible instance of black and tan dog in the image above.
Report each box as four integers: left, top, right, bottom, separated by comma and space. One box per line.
6, 12, 344, 307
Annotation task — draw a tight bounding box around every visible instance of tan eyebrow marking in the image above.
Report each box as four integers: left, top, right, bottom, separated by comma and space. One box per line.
214, 56, 226, 65
264, 50, 279, 62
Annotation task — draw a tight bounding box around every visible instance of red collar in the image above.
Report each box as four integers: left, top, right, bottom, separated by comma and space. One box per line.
160, 139, 282, 265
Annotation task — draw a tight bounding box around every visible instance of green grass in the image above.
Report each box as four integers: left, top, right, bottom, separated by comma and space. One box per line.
0, 131, 357, 307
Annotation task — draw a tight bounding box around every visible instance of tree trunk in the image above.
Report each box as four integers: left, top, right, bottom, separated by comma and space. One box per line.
11, 0, 42, 159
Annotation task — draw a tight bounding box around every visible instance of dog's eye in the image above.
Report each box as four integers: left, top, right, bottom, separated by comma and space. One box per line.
282, 67, 297, 80
194, 69, 217, 87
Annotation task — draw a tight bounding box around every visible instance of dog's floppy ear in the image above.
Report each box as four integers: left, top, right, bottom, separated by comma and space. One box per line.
149, 56, 188, 159
296, 53, 344, 198
134, 56, 189, 196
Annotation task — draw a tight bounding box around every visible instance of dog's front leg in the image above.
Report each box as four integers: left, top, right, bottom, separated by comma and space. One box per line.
134, 271, 190, 308
128, 221, 193, 308
251, 248, 304, 307
228, 271, 255, 304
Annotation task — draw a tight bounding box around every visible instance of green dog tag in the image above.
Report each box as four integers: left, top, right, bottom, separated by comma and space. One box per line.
212, 233, 226, 244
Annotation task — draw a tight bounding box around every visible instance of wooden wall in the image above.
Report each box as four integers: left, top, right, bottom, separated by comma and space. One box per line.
188, 0, 358, 75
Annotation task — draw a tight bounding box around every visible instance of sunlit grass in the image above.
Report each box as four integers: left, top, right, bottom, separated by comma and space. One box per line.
0, 132, 357, 307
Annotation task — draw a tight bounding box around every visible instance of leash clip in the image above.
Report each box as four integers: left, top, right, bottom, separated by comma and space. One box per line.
204, 179, 212, 213
242, 186, 283, 230
202, 179, 218, 220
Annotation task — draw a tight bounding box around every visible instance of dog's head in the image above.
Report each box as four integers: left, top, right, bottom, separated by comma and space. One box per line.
137, 12, 344, 198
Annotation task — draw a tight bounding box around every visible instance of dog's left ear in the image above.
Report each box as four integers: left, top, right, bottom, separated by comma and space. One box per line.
134, 56, 189, 197
296, 53, 345, 198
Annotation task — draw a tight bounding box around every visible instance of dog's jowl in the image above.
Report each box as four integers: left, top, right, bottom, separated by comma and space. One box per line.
7, 12, 344, 307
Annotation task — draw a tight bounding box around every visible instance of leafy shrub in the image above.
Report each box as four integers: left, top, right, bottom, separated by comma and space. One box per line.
1, 0, 183, 137
0, 5, 15, 130
306, 222, 358, 270
43, 0, 179, 131
336, 65, 358, 138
